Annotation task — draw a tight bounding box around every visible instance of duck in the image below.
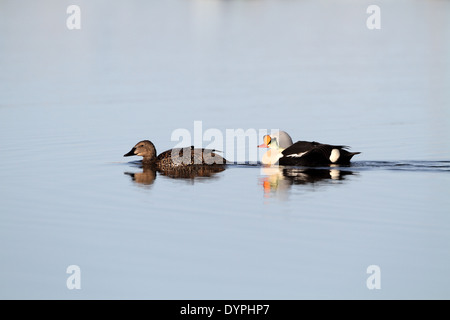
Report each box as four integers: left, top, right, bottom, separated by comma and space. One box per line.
124, 140, 227, 169
258, 131, 360, 166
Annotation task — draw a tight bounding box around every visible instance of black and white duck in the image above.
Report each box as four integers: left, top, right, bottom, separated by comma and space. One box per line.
124, 140, 226, 169
258, 131, 360, 166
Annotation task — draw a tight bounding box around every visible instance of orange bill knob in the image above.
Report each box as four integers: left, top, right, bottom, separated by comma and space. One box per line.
257, 135, 271, 148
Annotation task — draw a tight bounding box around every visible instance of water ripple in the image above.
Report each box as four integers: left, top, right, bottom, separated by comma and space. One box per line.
350, 161, 450, 172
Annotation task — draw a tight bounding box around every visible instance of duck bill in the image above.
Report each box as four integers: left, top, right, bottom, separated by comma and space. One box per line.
257, 143, 269, 148
124, 147, 136, 157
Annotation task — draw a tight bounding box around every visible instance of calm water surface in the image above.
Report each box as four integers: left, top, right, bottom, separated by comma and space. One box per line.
1, 0, 449, 299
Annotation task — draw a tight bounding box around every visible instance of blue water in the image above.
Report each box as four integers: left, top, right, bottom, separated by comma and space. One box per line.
1, 0, 450, 299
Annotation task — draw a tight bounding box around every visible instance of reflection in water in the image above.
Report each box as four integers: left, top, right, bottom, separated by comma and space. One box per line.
125, 164, 226, 186
124, 166, 157, 185
259, 166, 355, 199
158, 165, 226, 179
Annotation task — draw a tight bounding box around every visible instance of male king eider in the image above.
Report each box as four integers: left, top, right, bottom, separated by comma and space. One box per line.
258, 131, 360, 166
124, 140, 226, 168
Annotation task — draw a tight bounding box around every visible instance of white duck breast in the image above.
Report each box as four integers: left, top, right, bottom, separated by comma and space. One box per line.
262, 149, 285, 165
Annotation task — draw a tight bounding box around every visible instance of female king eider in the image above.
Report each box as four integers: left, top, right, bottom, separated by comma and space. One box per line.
258, 131, 360, 166
124, 140, 226, 168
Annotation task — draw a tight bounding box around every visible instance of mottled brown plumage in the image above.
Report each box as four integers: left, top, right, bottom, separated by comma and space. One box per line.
124, 140, 227, 168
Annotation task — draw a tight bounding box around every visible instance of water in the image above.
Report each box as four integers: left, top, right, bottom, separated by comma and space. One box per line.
1, 0, 450, 299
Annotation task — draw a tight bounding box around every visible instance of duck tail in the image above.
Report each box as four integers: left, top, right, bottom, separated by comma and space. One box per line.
347, 151, 361, 160
338, 150, 361, 164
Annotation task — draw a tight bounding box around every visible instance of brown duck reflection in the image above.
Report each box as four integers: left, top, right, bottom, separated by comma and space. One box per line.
260, 166, 354, 198
124, 166, 157, 185
125, 164, 226, 185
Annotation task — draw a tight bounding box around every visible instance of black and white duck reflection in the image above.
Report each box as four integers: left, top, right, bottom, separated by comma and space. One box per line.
123, 140, 227, 184
260, 166, 354, 198
258, 131, 360, 166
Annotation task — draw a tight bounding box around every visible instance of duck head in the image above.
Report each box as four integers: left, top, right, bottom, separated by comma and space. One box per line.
124, 140, 157, 163
257, 131, 293, 149
258, 131, 294, 165
258, 136, 282, 165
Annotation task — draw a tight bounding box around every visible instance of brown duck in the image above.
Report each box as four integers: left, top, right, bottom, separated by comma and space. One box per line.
124, 140, 227, 169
